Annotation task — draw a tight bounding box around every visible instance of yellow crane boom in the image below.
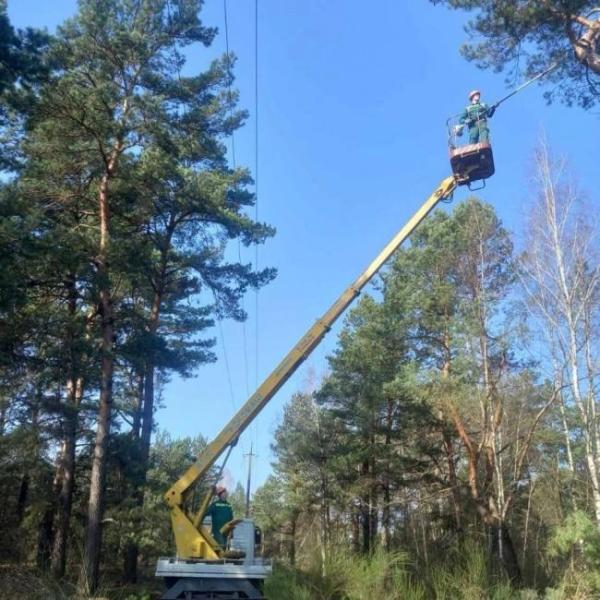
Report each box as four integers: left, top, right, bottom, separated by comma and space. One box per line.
165, 175, 458, 559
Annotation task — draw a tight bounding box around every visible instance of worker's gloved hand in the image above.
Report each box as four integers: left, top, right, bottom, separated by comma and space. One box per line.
488, 105, 496, 117
453, 125, 464, 136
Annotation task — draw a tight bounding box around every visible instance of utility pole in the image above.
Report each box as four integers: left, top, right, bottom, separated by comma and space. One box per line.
244, 444, 257, 518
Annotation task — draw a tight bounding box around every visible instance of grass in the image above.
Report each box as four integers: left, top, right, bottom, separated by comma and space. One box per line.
6, 542, 596, 599
0, 564, 161, 600
263, 542, 540, 599
264, 547, 427, 600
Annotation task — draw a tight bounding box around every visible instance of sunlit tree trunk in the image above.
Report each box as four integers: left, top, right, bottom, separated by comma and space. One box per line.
82, 143, 122, 594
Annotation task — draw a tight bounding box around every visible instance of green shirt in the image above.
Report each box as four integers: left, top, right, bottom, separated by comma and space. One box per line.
460, 102, 494, 127
206, 498, 234, 546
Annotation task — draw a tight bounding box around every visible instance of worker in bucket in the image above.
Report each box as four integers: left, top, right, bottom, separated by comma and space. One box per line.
456, 90, 496, 144
206, 485, 234, 547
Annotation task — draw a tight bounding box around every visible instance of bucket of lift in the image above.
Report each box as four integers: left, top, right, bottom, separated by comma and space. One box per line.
449, 142, 495, 187
446, 116, 495, 189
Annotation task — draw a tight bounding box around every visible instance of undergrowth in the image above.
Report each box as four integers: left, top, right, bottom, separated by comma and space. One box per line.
263, 541, 595, 600
3, 540, 600, 599
0, 564, 159, 600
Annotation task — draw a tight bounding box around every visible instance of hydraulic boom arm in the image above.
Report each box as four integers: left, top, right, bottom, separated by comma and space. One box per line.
165, 175, 457, 559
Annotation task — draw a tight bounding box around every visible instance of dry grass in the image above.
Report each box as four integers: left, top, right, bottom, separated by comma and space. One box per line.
0, 564, 74, 599
0, 564, 161, 600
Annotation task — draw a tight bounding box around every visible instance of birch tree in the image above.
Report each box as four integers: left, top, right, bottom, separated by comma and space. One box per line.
520, 140, 600, 523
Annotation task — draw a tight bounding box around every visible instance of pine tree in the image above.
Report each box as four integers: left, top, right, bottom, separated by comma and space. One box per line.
13, 0, 275, 590
430, 0, 600, 108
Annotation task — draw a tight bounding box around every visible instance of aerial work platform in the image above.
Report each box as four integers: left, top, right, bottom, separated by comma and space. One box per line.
449, 141, 495, 186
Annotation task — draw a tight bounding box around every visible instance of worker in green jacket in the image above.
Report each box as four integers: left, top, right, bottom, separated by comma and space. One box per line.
205, 485, 234, 548
458, 90, 496, 144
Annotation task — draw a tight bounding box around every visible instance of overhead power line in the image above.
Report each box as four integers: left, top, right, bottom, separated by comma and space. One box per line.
223, 0, 250, 398
254, 0, 260, 389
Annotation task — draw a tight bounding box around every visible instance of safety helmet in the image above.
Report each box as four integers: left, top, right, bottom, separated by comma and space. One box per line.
468, 89, 481, 100
215, 485, 227, 495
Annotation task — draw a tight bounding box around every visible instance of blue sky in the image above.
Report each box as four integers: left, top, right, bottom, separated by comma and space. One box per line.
8, 1, 599, 496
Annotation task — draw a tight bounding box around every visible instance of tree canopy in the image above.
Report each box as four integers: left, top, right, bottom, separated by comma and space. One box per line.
431, 0, 600, 108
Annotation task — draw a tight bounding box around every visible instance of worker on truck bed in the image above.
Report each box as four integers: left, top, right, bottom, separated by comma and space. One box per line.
458, 90, 496, 144
206, 485, 234, 547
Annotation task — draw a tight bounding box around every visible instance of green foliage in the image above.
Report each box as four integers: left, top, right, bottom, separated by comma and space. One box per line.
264, 549, 427, 600
0, 0, 276, 589
545, 510, 600, 596
102, 431, 209, 561
548, 510, 600, 566
264, 565, 315, 600
429, 542, 512, 600
326, 548, 426, 600
261, 196, 556, 589
228, 481, 247, 517
0, 565, 74, 600
429, 0, 600, 108
0, 0, 51, 170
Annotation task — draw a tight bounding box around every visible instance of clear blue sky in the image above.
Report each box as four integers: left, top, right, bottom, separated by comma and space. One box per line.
8, 1, 599, 496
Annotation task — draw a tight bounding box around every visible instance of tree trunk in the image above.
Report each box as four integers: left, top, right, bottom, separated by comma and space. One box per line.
568, 14, 600, 76
565, 318, 600, 522
123, 286, 163, 583
122, 369, 146, 582
81, 157, 119, 594
382, 399, 392, 549
0, 395, 6, 435
140, 363, 155, 474
369, 488, 378, 550
443, 432, 462, 531
131, 368, 144, 440
521, 475, 534, 567
51, 378, 83, 577
16, 393, 40, 524
81, 327, 113, 593
441, 322, 462, 531
289, 510, 298, 566
122, 363, 155, 584
382, 482, 391, 550
544, 156, 600, 523
490, 522, 521, 583
122, 543, 139, 584
360, 499, 370, 553
52, 275, 84, 578
359, 459, 371, 553
418, 491, 429, 569
16, 473, 29, 524
351, 506, 360, 553
37, 505, 55, 569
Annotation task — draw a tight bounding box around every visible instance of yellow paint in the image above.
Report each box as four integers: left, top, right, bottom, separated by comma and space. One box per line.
165, 176, 458, 559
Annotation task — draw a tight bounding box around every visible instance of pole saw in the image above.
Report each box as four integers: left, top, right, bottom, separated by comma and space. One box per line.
490, 62, 558, 110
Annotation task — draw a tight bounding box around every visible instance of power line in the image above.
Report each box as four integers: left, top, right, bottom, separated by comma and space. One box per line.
168, 1, 242, 429
212, 291, 237, 414
254, 0, 260, 390
223, 0, 250, 398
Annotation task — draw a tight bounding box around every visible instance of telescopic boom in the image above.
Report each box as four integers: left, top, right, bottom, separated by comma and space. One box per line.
165, 175, 458, 559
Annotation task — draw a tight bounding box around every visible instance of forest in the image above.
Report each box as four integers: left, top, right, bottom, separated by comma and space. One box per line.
0, 1, 599, 599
